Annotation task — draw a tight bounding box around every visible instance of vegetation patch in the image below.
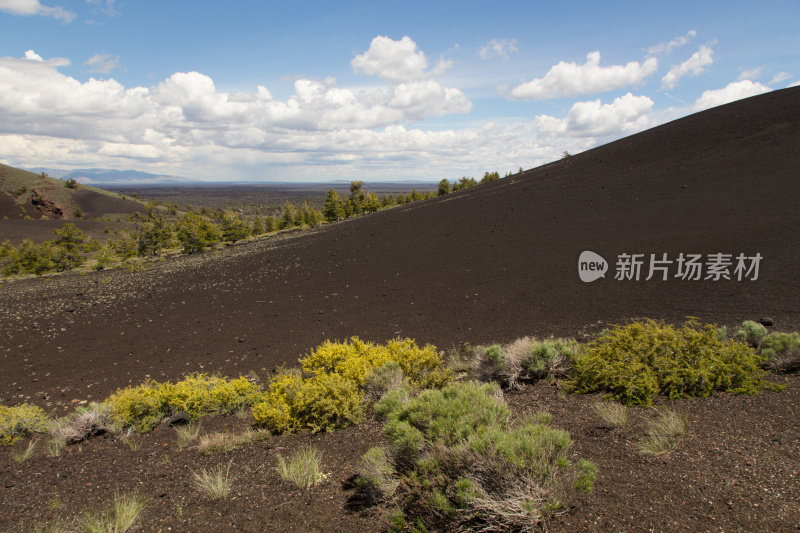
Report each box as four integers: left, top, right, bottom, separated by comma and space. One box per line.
276, 446, 328, 489
639, 409, 688, 455
566, 318, 781, 406
251, 338, 451, 434
470, 337, 577, 389
107, 373, 263, 432
193, 463, 233, 499
0, 403, 50, 446
196, 428, 269, 454
356, 381, 594, 532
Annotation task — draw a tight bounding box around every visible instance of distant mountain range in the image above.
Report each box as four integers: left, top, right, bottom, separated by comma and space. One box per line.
25, 168, 194, 185
22, 168, 438, 186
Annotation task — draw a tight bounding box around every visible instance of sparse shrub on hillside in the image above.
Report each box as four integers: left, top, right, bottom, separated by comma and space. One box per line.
759, 331, 800, 373
251, 371, 364, 434
566, 318, 781, 406
363, 361, 409, 401
0, 403, 50, 446
356, 381, 593, 531
735, 320, 768, 347
473, 337, 576, 389
251, 338, 450, 434
107, 374, 263, 432
49, 402, 118, 446
64, 178, 78, 189
300, 337, 451, 390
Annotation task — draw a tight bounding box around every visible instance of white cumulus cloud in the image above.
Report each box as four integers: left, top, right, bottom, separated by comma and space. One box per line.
479, 38, 519, 61
692, 80, 771, 111
534, 93, 654, 138
0, 0, 75, 22
351, 35, 451, 82
510, 51, 658, 100
24, 49, 43, 61
661, 44, 714, 90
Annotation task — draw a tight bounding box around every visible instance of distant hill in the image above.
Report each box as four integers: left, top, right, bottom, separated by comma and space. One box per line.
0, 163, 147, 221
25, 167, 194, 186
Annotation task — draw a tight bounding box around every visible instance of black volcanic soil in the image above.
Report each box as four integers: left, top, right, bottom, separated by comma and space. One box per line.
1, 87, 800, 531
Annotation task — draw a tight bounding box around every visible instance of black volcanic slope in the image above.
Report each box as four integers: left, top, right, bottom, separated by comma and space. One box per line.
1, 87, 799, 405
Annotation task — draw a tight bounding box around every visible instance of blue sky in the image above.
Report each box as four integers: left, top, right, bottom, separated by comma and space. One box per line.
0, 0, 798, 182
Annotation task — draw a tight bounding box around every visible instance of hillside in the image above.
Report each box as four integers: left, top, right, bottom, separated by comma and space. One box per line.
1, 85, 799, 409
1, 87, 799, 532
0, 163, 149, 220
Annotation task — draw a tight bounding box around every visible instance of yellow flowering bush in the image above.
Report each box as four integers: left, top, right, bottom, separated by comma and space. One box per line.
566, 318, 781, 406
0, 403, 50, 446
300, 337, 450, 389
251, 371, 364, 433
107, 373, 263, 432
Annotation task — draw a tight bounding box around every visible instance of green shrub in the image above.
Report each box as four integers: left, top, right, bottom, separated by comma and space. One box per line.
0, 403, 50, 446
474, 337, 576, 389
735, 320, 768, 347
363, 361, 409, 400
759, 331, 800, 372
566, 318, 779, 406
359, 381, 591, 531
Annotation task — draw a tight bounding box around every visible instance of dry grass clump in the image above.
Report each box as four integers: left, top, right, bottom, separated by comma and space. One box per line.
471, 337, 577, 389
639, 409, 688, 455
10, 438, 38, 463
593, 401, 629, 429
81, 492, 147, 533
175, 422, 202, 449
193, 463, 233, 499
196, 428, 269, 454
276, 446, 328, 489
49, 402, 118, 446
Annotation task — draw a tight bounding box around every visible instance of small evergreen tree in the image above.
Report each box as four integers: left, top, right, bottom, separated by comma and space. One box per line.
221, 216, 250, 243
176, 213, 221, 254
251, 216, 265, 236
324, 189, 345, 222
437, 178, 451, 196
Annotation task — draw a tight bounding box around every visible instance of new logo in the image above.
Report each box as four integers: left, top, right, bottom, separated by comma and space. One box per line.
578, 251, 608, 282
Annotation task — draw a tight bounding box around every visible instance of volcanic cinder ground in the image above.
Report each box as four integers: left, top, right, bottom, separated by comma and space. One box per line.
1, 87, 799, 533
2, 87, 799, 408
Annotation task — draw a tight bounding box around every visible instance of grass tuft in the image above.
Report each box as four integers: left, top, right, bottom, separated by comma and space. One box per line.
81, 492, 147, 533
639, 409, 688, 455
196, 428, 269, 454
175, 422, 202, 449
193, 462, 233, 499
276, 446, 327, 489
11, 439, 38, 463
593, 401, 628, 429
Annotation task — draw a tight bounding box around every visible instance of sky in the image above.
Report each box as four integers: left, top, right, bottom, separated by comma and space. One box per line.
0, 1, 798, 183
